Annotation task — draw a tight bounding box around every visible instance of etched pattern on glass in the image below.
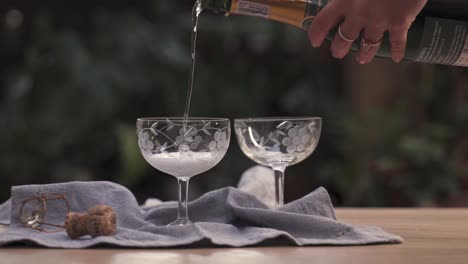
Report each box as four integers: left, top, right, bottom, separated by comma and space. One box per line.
136, 117, 230, 226
138, 119, 229, 157
245, 121, 320, 154
234, 118, 321, 208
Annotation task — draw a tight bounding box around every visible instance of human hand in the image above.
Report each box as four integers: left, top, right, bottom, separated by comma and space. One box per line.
308, 0, 428, 64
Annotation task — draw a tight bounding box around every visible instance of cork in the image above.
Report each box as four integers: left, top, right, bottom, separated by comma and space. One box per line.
65, 205, 117, 239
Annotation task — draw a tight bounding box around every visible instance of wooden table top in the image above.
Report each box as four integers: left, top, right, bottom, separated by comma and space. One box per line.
1, 209, 467, 264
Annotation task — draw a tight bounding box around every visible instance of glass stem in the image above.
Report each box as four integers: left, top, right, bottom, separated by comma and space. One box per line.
273, 166, 286, 209
177, 177, 190, 221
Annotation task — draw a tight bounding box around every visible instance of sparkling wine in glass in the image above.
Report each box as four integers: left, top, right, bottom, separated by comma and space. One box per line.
234, 117, 322, 208
137, 117, 230, 226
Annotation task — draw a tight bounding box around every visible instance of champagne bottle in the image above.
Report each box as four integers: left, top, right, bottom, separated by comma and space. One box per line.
200, 0, 468, 67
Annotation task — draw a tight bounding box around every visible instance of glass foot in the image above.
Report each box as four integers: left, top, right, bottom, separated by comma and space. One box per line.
168, 218, 193, 226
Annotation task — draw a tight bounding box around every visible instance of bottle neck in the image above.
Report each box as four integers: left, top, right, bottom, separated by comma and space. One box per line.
202, 0, 327, 29
200, 0, 232, 13
202, 0, 468, 22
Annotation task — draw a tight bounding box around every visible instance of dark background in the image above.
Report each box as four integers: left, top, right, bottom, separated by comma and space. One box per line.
1, 0, 467, 206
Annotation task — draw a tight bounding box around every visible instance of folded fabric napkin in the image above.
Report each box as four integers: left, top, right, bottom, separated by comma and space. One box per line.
0, 181, 402, 248
0, 199, 9, 226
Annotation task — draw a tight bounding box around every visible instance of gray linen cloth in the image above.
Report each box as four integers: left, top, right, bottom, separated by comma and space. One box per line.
0, 181, 402, 248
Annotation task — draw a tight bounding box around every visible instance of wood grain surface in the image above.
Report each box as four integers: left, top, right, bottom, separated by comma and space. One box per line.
1, 209, 467, 264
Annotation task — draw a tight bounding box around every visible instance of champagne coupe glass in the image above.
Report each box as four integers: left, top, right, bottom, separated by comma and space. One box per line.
234, 117, 321, 209
137, 117, 230, 226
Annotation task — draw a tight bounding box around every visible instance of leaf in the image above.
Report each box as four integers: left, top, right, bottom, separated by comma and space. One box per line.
166, 119, 175, 126
271, 138, 280, 144
260, 136, 265, 146
277, 121, 287, 129
150, 128, 158, 136
151, 122, 159, 129
202, 122, 212, 130
165, 119, 175, 131
276, 130, 286, 136
308, 123, 317, 132
202, 123, 212, 135
184, 126, 195, 137
202, 128, 211, 135
201, 122, 213, 136
277, 121, 292, 129
160, 142, 168, 152
251, 128, 260, 141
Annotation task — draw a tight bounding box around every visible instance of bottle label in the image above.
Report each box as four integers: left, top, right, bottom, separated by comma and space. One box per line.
454, 37, 468, 67
231, 0, 328, 29
414, 17, 468, 67
236, 0, 270, 17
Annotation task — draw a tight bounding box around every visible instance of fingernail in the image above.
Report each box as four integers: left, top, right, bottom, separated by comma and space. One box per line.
356, 56, 365, 64
332, 51, 344, 59
333, 54, 344, 59
308, 33, 320, 48
311, 40, 321, 48
393, 55, 402, 63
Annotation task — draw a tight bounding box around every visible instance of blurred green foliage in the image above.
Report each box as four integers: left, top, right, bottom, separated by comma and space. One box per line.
0, 0, 466, 206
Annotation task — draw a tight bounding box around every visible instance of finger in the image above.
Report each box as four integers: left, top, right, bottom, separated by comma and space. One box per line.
330, 18, 363, 59
389, 25, 410, 63
308, 1, 343, 47
356, 26, 385, 64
